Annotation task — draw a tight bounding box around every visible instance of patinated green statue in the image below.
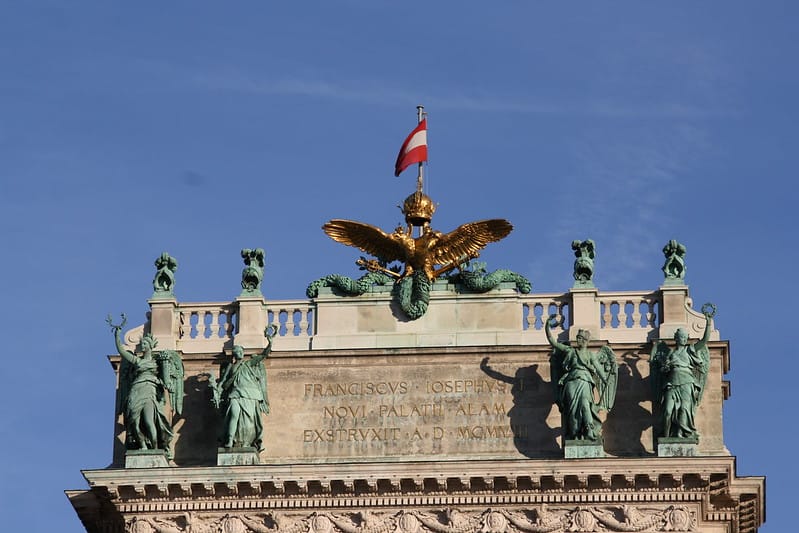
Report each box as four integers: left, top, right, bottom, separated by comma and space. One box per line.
240, 248, 265, 296
209, 327, 273, 450
152, 252, 178, 298
662, 239, 687, 284
572, 239, 595, 288
307, 260, 530, 320
650, 304, 714, 441
108, 314, 184, 459
447, 260, 532, 294
545, 315, 617, 441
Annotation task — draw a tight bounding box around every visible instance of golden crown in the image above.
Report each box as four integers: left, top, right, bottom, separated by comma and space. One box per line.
401, 190, 436, 226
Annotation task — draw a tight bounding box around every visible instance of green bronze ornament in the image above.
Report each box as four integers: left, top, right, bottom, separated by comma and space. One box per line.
307, 260, 530, 320
572, 239, 595, 288
650, 303, 714, 441
306, 266, 395, 298
661, 240, 687, 284
316, 185, 528, 319
240, 248, 265, 296
152, 252, 178, 299
545, 315, 618, 442
208, 326, 273, 451
107, 314, 184, 460
447, 260, 532, 294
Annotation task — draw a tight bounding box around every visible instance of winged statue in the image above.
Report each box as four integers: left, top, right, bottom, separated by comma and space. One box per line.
108, 314, 184, 459
545, 315, 618, 442
650, 304, 714, 441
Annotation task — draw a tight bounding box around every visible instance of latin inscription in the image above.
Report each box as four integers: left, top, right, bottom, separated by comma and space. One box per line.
301, 376, 528, 454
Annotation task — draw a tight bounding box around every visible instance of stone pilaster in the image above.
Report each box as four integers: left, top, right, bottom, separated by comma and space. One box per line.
233, 296, 268, 349
658, 284, 690, 340
147, 297, 178, 350
568, 287, 600, 341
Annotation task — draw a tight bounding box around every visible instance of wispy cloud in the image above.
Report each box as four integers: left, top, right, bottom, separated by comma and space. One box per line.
543, 125, 711, 289
190, 70, 734, 120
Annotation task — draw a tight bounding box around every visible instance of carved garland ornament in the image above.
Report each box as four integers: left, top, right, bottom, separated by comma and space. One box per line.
126, 506, 697, 533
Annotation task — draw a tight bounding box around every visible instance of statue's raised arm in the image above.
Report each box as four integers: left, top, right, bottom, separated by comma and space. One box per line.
695, 302, 716, 353
107, 313, 135, 365
249, 325, 276, 365
544, 314, 569, 353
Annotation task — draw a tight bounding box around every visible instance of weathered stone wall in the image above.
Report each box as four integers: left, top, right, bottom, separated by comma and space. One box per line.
112, 341, 728, 466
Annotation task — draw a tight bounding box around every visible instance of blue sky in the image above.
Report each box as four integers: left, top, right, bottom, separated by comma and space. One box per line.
0, 2, 794, 530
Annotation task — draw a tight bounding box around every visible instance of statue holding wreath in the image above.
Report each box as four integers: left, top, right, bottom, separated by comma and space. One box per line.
650, 303, 715, 440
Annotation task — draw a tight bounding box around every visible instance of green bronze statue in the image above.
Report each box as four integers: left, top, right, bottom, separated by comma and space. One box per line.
545, 315, 617, 442
209, 327, 273, 450
571, 239, 595, 288
662, 240, 687, 283
108, 314, 184, 459
650, 304, 714, 440
152, 252, 178, 298
240, 248, 265, 296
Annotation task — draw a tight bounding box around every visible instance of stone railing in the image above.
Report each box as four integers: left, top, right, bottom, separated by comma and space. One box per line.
131, 283, 716, 353
177, 302, 236, 354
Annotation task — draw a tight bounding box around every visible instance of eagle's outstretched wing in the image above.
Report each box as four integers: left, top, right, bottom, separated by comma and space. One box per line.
323, 219, 408, 262
433, 219, 513, 266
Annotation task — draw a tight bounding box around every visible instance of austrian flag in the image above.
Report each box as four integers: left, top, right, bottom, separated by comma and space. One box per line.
394, 119, 428, 177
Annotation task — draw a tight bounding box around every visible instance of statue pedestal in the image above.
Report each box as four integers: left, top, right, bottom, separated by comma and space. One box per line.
125, 450, 169, 469
657, 437, 698, 457
568, 288, 600, 341
564, 439, 604, 458
233, 296, 268, 349
148, 298, 179, 350
217, 447, 261, 466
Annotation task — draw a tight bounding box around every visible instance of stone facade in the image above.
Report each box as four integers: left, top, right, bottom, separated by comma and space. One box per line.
67, 282, 764, 532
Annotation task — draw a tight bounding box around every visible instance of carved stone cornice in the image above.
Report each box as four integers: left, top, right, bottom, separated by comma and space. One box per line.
77, 456, 763, 533
83, 457, 737, 498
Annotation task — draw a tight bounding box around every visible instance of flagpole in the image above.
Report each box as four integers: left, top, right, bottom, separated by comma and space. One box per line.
416, 105, 425, 193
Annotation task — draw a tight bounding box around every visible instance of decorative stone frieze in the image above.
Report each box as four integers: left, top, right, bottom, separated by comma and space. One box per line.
119, 505, 701, 533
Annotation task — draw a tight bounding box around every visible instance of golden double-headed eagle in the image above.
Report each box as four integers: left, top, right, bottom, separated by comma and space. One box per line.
323, 190, 513, 281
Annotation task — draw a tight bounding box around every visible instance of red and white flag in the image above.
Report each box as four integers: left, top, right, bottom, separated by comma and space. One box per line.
394, 119, 428, 176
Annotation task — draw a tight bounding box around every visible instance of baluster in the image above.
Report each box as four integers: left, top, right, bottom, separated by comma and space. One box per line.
601, 301, 612, 328
618, 301, 629, 329
200, 311, 210, 338
298, 308, 309, 337
213, 310, 222, 338
307, 307, 315, 336
646, 300, 657, 327
225, 308, 236, 339
631, 300, 642, 328
179, 311, 188, 338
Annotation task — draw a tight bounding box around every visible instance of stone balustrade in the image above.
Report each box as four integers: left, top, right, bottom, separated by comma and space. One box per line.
131, 283, 716, 353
